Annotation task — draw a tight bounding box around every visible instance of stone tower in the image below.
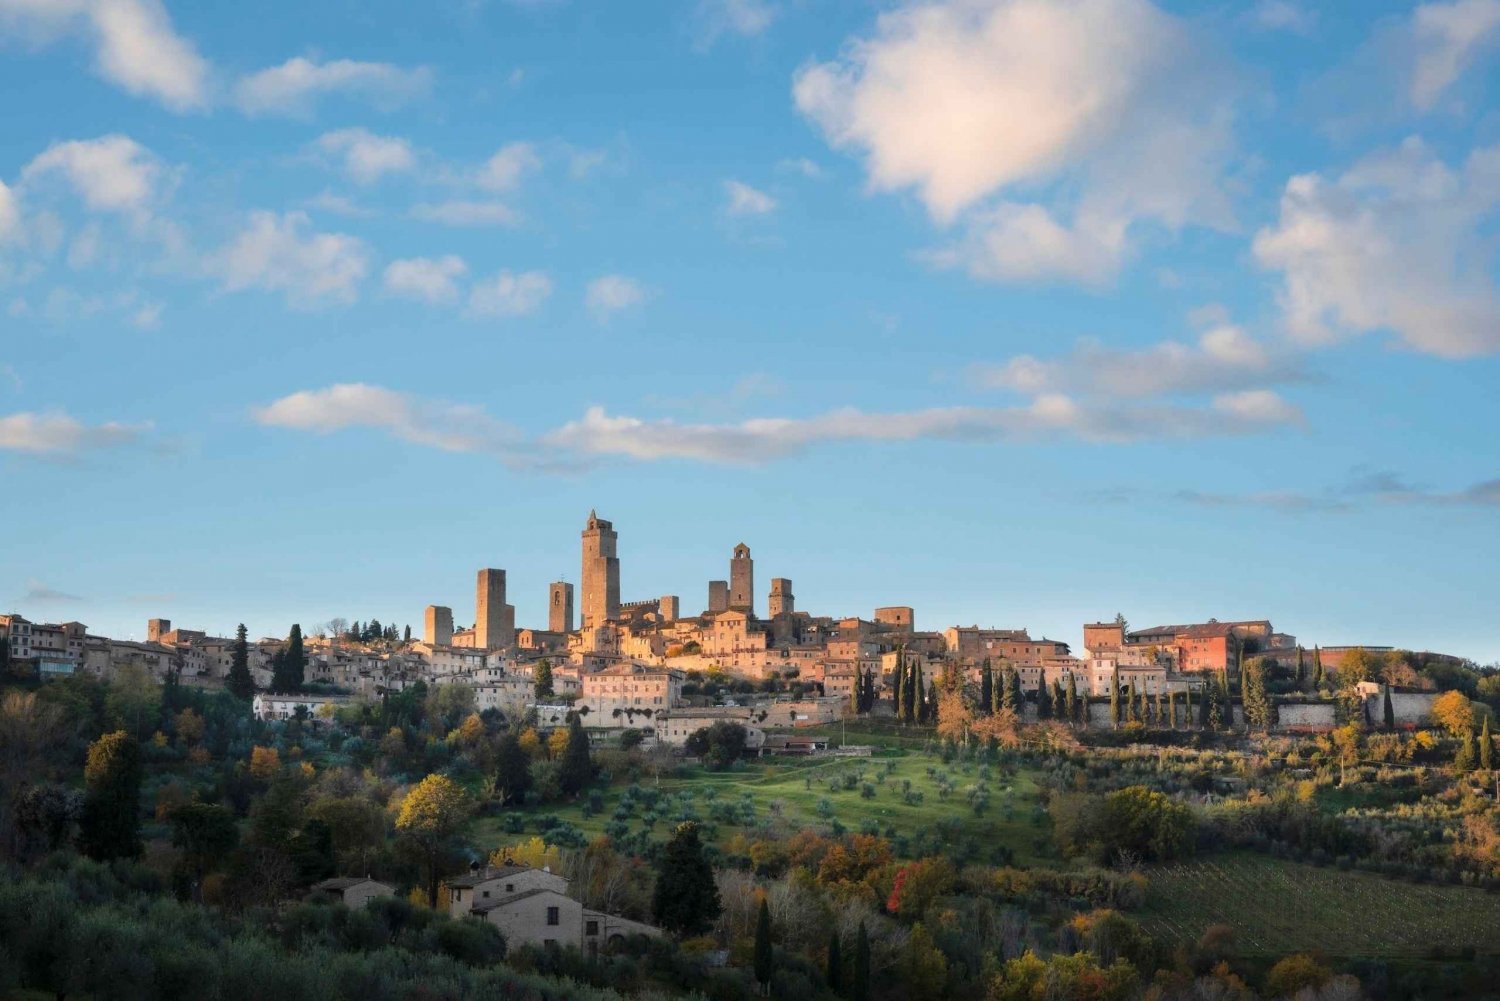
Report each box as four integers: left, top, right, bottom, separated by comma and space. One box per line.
730, 543, 754, 615
580, 511, 620, 629
424, 605, 454, 646
549, 581, 575, 633
659, 595, 680, 622
475, 569, 515, 651
768, 578, 794, 617
707, 580, 729, 614
147, 618, 170, 643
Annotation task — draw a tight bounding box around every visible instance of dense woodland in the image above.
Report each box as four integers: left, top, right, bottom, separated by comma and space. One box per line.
3, 630, 1500, 1001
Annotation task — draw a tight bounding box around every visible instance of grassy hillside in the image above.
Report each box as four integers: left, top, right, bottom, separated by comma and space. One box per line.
472, 742, 1051, 864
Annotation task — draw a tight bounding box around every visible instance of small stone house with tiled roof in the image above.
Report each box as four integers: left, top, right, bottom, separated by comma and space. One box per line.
309, 876, 394, 909
445, 863, 660, 955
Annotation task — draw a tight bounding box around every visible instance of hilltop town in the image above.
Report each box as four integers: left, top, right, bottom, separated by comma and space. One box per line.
1, 510, 1464, 742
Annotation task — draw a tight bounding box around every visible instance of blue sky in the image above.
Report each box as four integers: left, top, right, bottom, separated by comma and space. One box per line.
1, 0, 1497, 663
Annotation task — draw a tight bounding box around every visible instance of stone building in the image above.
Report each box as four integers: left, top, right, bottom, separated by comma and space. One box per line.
424, 605, 454, 646
548, 581, 574, 633
707, 580, 729, 614
474, 569, 515, 651
730, 543, 754, 614
768, 578, 794, 617
581, 511, 621, 631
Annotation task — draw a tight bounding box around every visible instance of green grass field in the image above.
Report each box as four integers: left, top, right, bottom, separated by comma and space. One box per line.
1138, 854, 1500, 958
471, 739, 1051, 864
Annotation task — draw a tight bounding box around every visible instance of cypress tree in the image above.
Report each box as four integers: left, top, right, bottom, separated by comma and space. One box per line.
1382, 685, 1396, 731
1167, 690, 1177, 729
1456, 729, 1478, 773
1199, 678, 1211, 728
1295, 646, 1306, 691
1482, 717, 1494, 772
275, 624, 305, 692
652, 822, 721, 936
493, 732, 533, 805
78, 731, 142, 861
1186, 686, 1194, 728
754, 898, 773, 994
924, 679, 937, 723
227, 623, 254, 701
1313, 646, 1325, 691
534, 659, 555, 700
827, 930, 843, 993
1065, 674, 1079, 725
979, 660, 993, 716
559, 715, 593, 795
893, 654, 906, 721
1037, 679, 1053, 719
1109, 666, 1121, 727
907, 660, 921, 724
852, 921, 870, 1001
1006, 668, 1022, 716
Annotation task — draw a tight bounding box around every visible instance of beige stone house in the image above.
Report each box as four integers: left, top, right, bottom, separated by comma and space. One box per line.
445, 864, 660, 955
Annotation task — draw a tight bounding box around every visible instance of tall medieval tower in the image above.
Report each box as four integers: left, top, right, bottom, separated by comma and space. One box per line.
730, 543, 754, 615
475, 569, 515, 651
768, 578, 794, 617
580, 511, 620, 629
549, 581, 575, 633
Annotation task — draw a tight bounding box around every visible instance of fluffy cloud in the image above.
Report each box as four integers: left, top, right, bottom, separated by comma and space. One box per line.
476, 142, 541, 192
1253, 138, 1500, 357
972, 325, 1303, 398
694, 0, 776, 47
724, 180, 776, 215
1410, 0, 1500, 109
255, 383, 526, 459
234, 57, 432, 117
382, 255, 467, 304
585, 274, 648, 320
543, 393, 1300, 463
0, 0, 208, 111
793, 0, 1234, 283
409, 200, 519, 227
21, 134, 161, 216
466, 270, 552, 318
0, 409, 150, 454
214, 211, 369, 307
256, 381, 1301, 469
0, 179, 19, 242
314, 128, 416, 184
20, 580, 83, 603
1250, 0, 1314, 34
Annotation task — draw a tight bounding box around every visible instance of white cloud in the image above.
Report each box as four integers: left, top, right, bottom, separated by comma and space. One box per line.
724, 179, 776, 215
382, 255, 467, 304
476, 142, 541, 192
466, 270, 552, 318
1253, 137, 1500, 357
314, 128, 416, 184
695, 0, 776, 47
21, 134, 161, 216
0, 0, 208, 111
585, 274, 648, 321
304, 191, 375, 218
543, 393, 1300, 464
972, 326, 1302, 398
0, 409, 149, 454
89, 0, 208, 111
1250, 0, 1314, 34
233, 57, 432, 117
256, 382, 1301, 469
1177, 468, 1500, 512
0, 179, 19, 242
254, 383, 528, 460
214, 210, 369, 307
1410, 0, 1500, 109
777, 157, 823, 178
410, 200, 519, 227
793, 0, 1234, 283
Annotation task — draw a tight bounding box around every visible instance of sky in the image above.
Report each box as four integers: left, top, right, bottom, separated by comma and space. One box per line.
1, 0, 1497, 663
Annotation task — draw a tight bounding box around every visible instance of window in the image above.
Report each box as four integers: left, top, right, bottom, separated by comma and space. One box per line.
547, 906, 560, 926
481, 890, 489, 898
506, 883, 514, 893
586, 920, 599, 935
